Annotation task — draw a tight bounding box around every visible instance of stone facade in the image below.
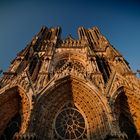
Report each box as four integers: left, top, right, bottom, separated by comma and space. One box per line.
0, 26, 140, 140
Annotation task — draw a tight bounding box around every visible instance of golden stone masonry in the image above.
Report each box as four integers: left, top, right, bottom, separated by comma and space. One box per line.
0, 26, 140, 140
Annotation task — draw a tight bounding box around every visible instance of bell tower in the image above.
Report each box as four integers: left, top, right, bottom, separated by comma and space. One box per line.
0, 26, 140, 140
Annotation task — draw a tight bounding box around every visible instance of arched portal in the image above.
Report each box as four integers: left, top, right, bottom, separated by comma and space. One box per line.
31, 76, 110, 140
0, 87, 21, 139
0, 113, 21, 140
0, 86, 30, 139
114, 87, 140, 140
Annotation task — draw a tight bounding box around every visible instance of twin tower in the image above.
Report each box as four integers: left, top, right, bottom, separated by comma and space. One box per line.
0, 26, 140, 140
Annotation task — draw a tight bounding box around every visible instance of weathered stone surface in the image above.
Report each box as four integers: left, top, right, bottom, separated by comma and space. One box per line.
0, 26, 140, 140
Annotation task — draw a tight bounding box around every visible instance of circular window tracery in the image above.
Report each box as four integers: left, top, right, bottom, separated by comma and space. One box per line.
55, 107, 86, 140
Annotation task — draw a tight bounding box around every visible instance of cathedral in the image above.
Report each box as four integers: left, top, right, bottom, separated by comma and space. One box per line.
0, 26, 140, 140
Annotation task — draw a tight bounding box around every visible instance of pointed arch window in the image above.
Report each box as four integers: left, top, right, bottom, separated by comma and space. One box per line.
29, 56, 41, 81
96, 56, 111, 83
29, 57, 38, 76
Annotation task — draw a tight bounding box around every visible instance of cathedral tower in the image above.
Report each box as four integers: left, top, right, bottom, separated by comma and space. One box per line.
0, 26, 140, 140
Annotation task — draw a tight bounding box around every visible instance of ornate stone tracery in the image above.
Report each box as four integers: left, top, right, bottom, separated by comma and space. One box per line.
0, 26, 140, 140
54, 102, 87, 140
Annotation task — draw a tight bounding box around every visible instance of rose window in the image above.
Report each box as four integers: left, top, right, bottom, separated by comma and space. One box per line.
55, 107, 86, 139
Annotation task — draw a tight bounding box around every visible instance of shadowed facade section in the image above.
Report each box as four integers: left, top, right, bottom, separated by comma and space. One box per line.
0, 26, 140, 140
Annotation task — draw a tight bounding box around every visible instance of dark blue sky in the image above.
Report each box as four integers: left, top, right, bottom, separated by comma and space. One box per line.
0, 0, 140, 73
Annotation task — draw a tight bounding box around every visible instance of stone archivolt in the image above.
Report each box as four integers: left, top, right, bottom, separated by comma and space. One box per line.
0, 26, 140, 140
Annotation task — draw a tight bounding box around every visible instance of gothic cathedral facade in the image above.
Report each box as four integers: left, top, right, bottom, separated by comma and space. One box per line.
0, 26, 140, 140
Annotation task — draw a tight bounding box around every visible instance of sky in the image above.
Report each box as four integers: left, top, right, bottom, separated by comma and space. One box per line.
0, 0, 140, 76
